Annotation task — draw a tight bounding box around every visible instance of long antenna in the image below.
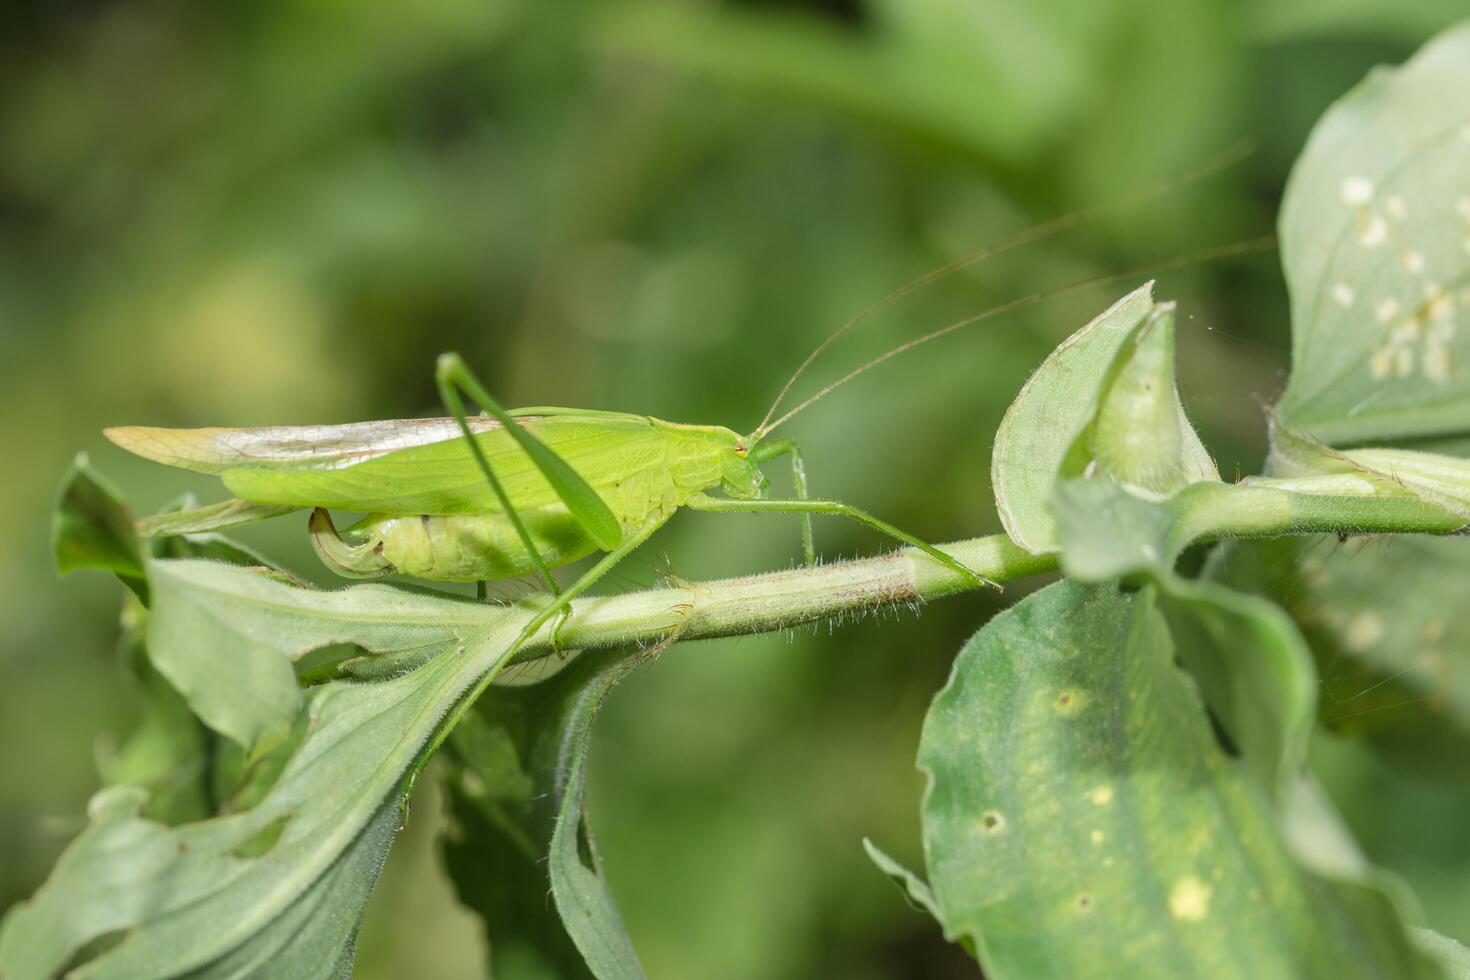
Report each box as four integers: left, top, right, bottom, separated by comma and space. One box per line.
753, 140, 1253, 436
753, 235, 1276, 440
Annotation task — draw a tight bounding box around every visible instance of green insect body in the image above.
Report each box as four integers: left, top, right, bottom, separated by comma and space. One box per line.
298, 415, 767, 581
108, 411, 769, 582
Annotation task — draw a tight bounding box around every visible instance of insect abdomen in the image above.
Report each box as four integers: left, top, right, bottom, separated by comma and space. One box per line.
310, 506, 598, 581
311, 468, 687, 581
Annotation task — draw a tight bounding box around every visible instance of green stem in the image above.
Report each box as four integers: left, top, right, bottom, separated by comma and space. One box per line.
511, 484, 1464, 661
517, 533, 1054, 659
1182, 481, 1466, 540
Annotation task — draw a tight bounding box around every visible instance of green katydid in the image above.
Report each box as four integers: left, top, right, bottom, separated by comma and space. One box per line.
104, 174, 1269, 791
105, 161, 1267, 668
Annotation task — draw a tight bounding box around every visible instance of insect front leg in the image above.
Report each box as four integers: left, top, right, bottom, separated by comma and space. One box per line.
750, 438, 815, 565
684, 493, 998, 590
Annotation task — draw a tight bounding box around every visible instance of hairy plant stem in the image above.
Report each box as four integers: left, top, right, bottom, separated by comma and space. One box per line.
521, 534, 1056, 660
508, 486, 1465, 662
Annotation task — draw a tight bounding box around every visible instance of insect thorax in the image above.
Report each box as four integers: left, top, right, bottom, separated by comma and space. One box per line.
648, 418, 764, 501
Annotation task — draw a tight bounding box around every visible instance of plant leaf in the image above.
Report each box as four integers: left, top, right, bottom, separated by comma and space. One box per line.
918, 580, 1445, 978
862, 838, 942, 921
54, 454, 146, 597
1211, 535, 1470, 781
146, 558, 514, 754
0, 560, 531, 978
1051, 476, 1196, 580
136, 498, 299, 537
104, 624, 215, 826
1276, 20, 1470, 444
992, 285, 1218, 555
1087, 303, 1219, 497
1154, 578, 1318, 802
1420, 930, 1470, 977
443, 647, 652, 980
992, 284, 1155, 553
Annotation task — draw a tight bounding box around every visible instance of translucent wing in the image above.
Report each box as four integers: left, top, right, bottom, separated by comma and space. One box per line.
105, 418, 504, 474
156, 414, 665, 517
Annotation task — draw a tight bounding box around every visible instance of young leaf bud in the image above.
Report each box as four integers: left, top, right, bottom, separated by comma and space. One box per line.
1087, 304, 1218, 497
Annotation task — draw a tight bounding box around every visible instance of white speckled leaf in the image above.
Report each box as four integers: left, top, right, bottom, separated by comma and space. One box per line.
1278, 20, 1470, 444
918, 581, 1446, 979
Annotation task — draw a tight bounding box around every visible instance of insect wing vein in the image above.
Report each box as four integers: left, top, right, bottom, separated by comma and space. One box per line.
221, 414, 664, 515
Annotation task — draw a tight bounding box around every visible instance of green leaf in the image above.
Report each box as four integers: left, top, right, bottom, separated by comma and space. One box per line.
862, 838, 942, 922
993, 284, 1155, 554
1049, 476, 1266, 583
136, 498, 299, 538
53, 454, 146, 596
55, 470, 299, 824
1266, 417, 1470, 518
1050, 475, 1317, 799
993, 285, 1217, 555
0, 561, 531, 980
1419, 930, 1470, 977
918, 580, 1445, 979
146, 558, 515, 754
1211, 535, 1470, 780
1087, 303, 1219, 497
1277, 20, 1470, 444
443, 647, 651, 980
1051, 476, 1195, 580
103, 625, 214, 826
54, 463, 291, 609
1154, 578, 1318, 802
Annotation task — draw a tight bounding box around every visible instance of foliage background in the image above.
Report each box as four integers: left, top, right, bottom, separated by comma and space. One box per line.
2, 1, 1466, 976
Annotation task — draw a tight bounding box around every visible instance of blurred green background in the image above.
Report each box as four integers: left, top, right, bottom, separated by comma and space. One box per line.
3, 1, 1468, 976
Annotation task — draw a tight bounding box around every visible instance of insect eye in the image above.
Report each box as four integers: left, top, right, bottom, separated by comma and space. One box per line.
734, 445, 747, 455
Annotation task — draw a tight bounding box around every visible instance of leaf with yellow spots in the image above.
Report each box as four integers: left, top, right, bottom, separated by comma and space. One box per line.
1278, 20, 1470, 446
917, 580, 1453, 979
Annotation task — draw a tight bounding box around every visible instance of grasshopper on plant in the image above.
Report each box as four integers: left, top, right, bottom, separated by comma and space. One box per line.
105, 158, 1263, 668
105, 168, 1266, 791
109, 351, 994, 619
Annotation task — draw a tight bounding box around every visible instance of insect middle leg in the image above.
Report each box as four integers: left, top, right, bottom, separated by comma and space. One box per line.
685, 493, 998, 589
